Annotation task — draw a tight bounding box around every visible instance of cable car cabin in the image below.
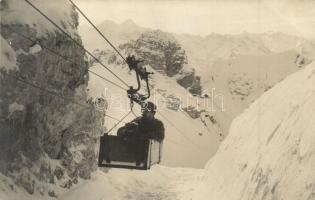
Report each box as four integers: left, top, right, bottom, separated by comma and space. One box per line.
98, 135, 162, 170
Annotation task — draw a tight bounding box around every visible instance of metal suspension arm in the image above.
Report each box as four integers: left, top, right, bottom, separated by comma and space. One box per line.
145, 78, 151, 99
135, 71, 141, 91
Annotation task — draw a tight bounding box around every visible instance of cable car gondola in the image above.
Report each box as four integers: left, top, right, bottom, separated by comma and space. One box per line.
98, 135, 162, 169
98, 56, 163, 170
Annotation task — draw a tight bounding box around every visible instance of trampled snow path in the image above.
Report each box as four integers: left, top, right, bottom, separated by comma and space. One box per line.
59, 166, 205, 200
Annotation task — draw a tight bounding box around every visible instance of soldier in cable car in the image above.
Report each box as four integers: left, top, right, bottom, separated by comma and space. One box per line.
117, 101, 165, 143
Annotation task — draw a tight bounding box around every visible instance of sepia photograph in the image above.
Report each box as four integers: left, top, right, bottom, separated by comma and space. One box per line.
0, 0, 315, 199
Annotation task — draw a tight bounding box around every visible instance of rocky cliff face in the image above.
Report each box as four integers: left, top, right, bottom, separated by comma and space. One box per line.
119, 30, 187, 76
118, 30, 202, 94
176, 69, 202, 95
0, 0, 103, 197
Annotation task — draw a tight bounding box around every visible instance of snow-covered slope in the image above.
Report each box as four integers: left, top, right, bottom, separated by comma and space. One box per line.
6, 62, 314, 200
0, 165, 205, 200
59, 166, 205, 200
205, 50, 311, 135
79, 19, 315, 138
176, 32, 315, 77
190, 61, 315, 200
175, 31, 314, 137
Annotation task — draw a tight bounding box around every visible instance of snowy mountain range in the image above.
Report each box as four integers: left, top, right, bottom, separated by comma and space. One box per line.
1, 1, 315, 199
79, 19, 148, 51
4, 44, 315, 200
79, 18, 315, 138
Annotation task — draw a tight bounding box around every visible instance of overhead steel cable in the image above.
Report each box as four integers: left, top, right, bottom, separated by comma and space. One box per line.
106, 110, 132, 135
7, 27, 127, 91
154, 88, 231, 140
23, 0, 129, 87
23, 0, 212, 150
68, 0, 128, 64
128, 105, 205, 151
157, 111, 209, 152
3, 72, 128, 124
88, 71, 127, 91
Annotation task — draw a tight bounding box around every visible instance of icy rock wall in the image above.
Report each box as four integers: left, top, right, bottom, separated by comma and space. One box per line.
0, 0, 103, 195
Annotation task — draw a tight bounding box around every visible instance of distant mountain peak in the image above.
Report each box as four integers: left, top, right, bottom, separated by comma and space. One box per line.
121, 19, 137, 26
98, 19, 118, 27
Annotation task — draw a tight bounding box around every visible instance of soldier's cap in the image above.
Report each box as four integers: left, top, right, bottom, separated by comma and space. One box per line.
141, 101, 157, 113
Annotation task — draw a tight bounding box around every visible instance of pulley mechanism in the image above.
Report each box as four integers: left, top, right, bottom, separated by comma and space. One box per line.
126, 55, 154, 107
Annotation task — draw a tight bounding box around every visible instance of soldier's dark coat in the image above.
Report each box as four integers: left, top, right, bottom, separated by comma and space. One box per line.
117, 117, 165, 142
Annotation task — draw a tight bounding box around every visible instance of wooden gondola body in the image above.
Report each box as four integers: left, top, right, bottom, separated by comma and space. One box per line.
98, 135, 162, 170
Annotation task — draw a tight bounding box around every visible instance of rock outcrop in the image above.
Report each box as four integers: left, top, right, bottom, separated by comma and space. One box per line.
119, 30, 187, 77
176, 69, 202, 95
118, 30, 203, 95
0, 0, 103, 196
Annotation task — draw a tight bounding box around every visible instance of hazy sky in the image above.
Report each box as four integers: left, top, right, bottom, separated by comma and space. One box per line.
76, 0, 315, 38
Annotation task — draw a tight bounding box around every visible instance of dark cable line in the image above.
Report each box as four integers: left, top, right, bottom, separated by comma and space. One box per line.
130, 101, 205, 151
157, 111, 209, 152
24, 0, 129, 87
3, 72, 127, 124
88, 71, 127, 91
22, 0, 213, 150
154, 88, 232, 140
68, 0, 128, 64
7, 27, 135, 135
6, 65, 207, 151
103, 113, 127, 124
106, 110, 132, 135
8, 27, 127, 91
154, 91, 212, 150
131, 109, 138, 118
106, 102, 137, 134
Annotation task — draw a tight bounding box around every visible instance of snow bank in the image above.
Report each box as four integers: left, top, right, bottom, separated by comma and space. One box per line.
1, 0, 76, 36
0, 35, 17, 71
59, 166, 205, 200
191, 62, 315, 200
8, 102, 24, 116
207, 50, 307, 136
29, 43, 42, 54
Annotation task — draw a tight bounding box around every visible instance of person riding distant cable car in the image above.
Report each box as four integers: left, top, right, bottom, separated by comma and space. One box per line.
126, 55, 143, 70
117, 101, 165, 143
126, 55, 152, 81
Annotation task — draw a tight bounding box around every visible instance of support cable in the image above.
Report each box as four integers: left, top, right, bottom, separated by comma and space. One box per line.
24, 0, 129, 87
3, 72, 127, 124
8, 26, 127, 91
68, 0, 128, 64
106, 110, 132, 135
157, 111, 209, 152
